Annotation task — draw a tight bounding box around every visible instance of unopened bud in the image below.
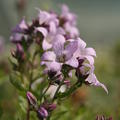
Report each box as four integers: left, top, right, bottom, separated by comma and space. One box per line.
16, 43, 24, 54
27, 91, 37, 108
16, 43, 25, 61
41, 102, 57, 111
47, 103, 56, 111
37, 107, 48, 119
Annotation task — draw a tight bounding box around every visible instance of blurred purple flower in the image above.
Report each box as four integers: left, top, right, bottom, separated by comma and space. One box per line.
37, 106, 48, 119
38, 9, 59, 32
60, 4, 79, 38
10, 18, 28, 43
61, 4, 77, 25
10, 33, 24, 43
64, 22, 79, 38
12, 18, 28, 33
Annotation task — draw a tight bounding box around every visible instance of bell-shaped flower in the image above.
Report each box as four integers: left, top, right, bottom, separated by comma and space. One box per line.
41, 34, 78, 71
35, 26, 65, 50
66, 38, 96, 68
52, 34, 78, 62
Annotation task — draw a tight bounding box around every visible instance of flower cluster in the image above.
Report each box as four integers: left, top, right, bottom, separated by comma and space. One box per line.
10, 4, 108, 120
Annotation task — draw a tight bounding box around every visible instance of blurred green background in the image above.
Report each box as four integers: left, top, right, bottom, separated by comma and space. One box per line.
0, 0, 120, 120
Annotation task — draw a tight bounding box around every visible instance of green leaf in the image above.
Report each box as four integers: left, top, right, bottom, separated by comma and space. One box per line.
9, 73, 26, 91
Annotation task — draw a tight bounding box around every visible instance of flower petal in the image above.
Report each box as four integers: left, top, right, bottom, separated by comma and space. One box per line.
53, 34, 65, 57
85, 47, 96, 57
65, 40, 78, 60
57, 27, 65, 35
47, 61, 62, 72
41, 51, 56, 61
12, 18, 28, 33
49, 21, 56, 34
85, 55, 94, 65
66, 57, 78, 68
19, 18, 28, 30
36, 27, 48, 37
85, 73, 108, 94
38, 10, 50, 24
64, 22, 79, 38
42, 39, 52, 50
10, 33, 23, 42
77, 38, 86, 49
61, 4, 69, 14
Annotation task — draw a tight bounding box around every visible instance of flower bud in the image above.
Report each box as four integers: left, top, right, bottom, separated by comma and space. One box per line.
47, 103, 56, 111
37, 107, 48, 119
16, 43, 25, 61
16, 43, 24, 54
41, 102, 56, 111
26, 91, 37, 108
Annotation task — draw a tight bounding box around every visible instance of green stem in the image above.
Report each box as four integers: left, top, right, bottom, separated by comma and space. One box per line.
26, 102, 30, 120
26, 51, 37, 120
52, 79, 65, 102
57, 81, 82, 99
40, 84, 51, 102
